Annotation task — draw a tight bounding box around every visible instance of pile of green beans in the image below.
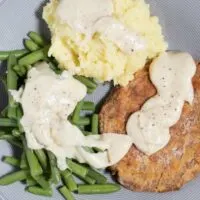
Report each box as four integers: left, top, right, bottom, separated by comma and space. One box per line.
0, 31, 120, 199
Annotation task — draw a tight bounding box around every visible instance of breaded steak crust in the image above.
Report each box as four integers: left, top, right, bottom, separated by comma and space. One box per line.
99, 63, 200, 192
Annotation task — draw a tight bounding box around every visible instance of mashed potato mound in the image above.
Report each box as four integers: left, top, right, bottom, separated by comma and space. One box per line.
43, 0, 167, 86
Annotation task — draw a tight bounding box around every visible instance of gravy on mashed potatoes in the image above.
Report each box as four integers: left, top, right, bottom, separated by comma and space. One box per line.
43, 0, 167, 86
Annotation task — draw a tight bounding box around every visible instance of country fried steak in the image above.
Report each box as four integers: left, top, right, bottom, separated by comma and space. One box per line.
99, 62, 200, 192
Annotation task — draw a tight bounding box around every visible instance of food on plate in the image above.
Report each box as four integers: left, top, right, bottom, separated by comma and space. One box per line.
43, 0, 167, 86
0, 0, 198, 198
0, 31, 124, 199
0, 49, 28, 61
12, 61, 132, 170
126, 52, 196, 155
100, 55, 200, 192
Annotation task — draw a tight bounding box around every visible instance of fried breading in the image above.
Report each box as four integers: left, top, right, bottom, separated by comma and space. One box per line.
99, 63, 200, 192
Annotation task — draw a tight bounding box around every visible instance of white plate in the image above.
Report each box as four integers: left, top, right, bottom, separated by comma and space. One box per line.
0, 0, 200, 200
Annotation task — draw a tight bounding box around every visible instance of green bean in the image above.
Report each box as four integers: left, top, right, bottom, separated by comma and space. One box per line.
34, 175, 51, 189
7, 54, 18, 88
34, 149, 48, 170
0, 135, 23, 148
16, 105, 23, 119
0, 49, 28, 61
7, 54, 18, 119
14, 106, 24, 135
82, 101, 95, 111
26, 175, 37, 186
48, 61, 62, 74
7, 107, 17, 120
87, 88, 95, 94
13, 64, 20, 73
0, 118, 18, 127
20, 152, 28, 169
3, 156, 20, 167
91, 114, 99, 134
93, 147, 104, 153
1, 107, 8, 117
24, 39, 40, 51
16, 106, 23, 132
83, 146, 95, 153
7, 139, 23, 148
73, 117, 90, 126
26, 186, 53, 197
12, 129, 22, 137
61, 169, 77, 192
0, 73, 6, 85
0, 134, 15, 140
67, 159, 88, 177
18, 46, 49, 67
0, 170, 29, 185
18, 123, 24, 133
0, 130, 9, 135
59, 186, 75, 200
78, 125, 85, 131
87, 168, 107, 184
22, 137, 43, 177
74, 75, 97, 89
47, 151, 60, 184
0, 131, 5, 136
28, 32, 47, 47
13, 65, 27, 76
72, 101, 84, 124
82, 131, 94, 136
17, 106, 24, 133
76, 174, 96, 185
78, 184, 121, 194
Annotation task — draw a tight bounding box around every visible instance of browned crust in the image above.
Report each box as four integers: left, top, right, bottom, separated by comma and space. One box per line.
99, 62, 200, 192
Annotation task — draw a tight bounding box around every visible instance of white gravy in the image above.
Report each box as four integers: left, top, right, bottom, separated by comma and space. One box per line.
13, 62, 132, 170
56, 0, 145, 54
126, 52, 196, 155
